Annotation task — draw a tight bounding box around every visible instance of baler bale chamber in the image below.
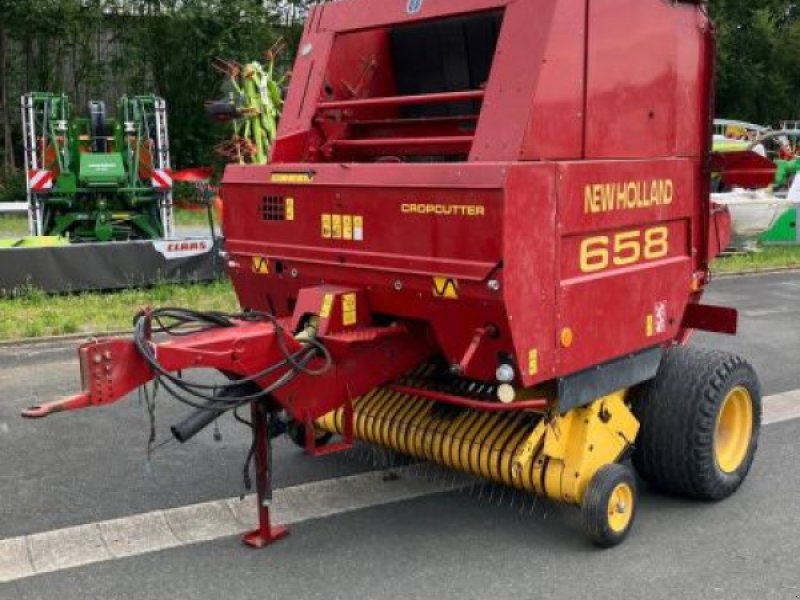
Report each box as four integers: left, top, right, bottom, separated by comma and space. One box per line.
24, 0, 761, 549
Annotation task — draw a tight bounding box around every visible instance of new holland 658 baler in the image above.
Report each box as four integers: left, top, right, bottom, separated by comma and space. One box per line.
24, 0, 760, 548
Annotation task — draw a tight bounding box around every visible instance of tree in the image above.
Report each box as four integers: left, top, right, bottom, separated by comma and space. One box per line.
710, 1, 800, 123
0, 0, 305, 182
0, 24, 13, 171
8, 0, 800, 183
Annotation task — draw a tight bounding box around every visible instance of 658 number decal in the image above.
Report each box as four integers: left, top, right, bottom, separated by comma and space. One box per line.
579, 226, 669, 273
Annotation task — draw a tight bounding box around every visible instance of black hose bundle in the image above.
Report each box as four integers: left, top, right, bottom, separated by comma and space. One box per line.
133, 307, 332, 430
133, 307, 333, 494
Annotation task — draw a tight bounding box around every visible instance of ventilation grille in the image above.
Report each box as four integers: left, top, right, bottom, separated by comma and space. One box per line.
262, 196, 286, 221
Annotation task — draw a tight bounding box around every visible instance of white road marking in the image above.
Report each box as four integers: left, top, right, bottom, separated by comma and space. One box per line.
1, 389, 799, 584
0, 466, 468, 584
741, 307, 800, 318
762, 388, 800, 425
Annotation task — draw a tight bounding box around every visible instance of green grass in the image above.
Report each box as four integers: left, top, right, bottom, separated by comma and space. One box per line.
0, 214, 27, 237
174, 208, 219, 228
0, 235, 799, 341
0, 279, 238, 340
712, 245, 800, 274
0, 210, 217, 238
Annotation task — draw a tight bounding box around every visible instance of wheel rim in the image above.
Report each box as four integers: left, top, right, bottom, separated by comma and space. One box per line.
607, 482, 634, 533
714, 386, 754, 474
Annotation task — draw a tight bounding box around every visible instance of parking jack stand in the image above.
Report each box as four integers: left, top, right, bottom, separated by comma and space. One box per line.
242, 401, 289, 548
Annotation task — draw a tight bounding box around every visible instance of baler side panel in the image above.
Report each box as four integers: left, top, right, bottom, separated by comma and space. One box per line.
516, 0, 587, 161
673, 6, 709, 159
584, 0, 681, 159
469, 0, 563, 162
272, 5, 333, 160
554, 160, 696, 375
320, 0, 508, 31
223, 163, 513, 381
223, 164, 503, 277
503, 164, 558, 387
275, 0, 589, 164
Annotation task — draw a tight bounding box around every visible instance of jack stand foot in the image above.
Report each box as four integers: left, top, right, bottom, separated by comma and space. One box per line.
242, 524, 289, 548
243, 401, 289, 549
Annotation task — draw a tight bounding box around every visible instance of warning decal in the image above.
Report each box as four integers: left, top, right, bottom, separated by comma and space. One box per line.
528, 349, 539, 376
252, 256, 269, 275
321, 213, 364, 241
432, 277, 459, 299
648, 301, 668, 337
320, 294, 334, 319
342, 293, 357, 326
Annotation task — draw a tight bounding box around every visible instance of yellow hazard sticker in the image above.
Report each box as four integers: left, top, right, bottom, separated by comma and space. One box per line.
321, 213, 364, 242
322, 214, 332, 239
432, 277, 459, 299
285, 197, 295, 221
343, 215, 353, 241
271, 172, 313, 184
320, 294, 334, 319
342, 293, 357, 326
252, 256, 269, 275
528, 349, 539, 376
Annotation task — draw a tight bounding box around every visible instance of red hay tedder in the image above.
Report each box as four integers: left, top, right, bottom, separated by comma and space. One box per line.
24, 0, 760, 548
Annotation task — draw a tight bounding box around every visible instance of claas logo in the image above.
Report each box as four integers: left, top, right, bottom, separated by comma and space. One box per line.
165, 240, 209, 252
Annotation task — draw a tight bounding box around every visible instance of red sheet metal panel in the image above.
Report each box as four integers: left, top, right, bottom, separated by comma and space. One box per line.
585, 0, 682, 159
275, 5, 334, 143
225, 163, 514, 382
224, 165, 502, 280
517, 0, 587, 160
319, 0, 510, 33
673, 5, 711, 158
470, 0, 560, 161
554, 159, 697, 374
502, 163, 558, 386
223, 0, 718, 388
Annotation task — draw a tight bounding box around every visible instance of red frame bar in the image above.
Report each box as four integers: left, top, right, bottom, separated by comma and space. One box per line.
346, 115, 479, 127
317, 90, 484, 111
388, 384, 549, 412
330, 136, 473, 149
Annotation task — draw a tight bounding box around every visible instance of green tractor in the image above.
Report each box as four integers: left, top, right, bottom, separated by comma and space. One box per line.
22, 92, 174, 242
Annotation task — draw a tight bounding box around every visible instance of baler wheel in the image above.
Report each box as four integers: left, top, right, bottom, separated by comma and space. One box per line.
582, 463, 638, 548
631, 346, 761, 501
287, 420, 333, 450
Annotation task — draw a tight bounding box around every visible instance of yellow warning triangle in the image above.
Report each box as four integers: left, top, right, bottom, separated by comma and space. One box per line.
252, 257, 269, 274
433, 277, 458, 299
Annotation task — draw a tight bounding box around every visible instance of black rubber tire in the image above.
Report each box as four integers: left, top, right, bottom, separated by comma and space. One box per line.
287, 420, 333, 450
582, 463, 638, 548
631, 345, 761, 501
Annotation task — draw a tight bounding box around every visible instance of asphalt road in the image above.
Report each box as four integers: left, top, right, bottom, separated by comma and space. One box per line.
2, 271, 800, 599
695, 271, 800, 396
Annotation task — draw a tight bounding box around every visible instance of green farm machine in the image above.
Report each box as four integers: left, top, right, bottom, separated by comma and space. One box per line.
22, 92, 174, 242
1, 93, 218, 295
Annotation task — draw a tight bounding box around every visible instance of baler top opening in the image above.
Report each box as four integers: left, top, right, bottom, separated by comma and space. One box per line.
311, 9, 503, 163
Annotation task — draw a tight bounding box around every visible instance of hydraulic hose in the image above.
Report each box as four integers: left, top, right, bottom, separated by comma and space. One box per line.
136, 308, 332, 444
170, 398, 225, 443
